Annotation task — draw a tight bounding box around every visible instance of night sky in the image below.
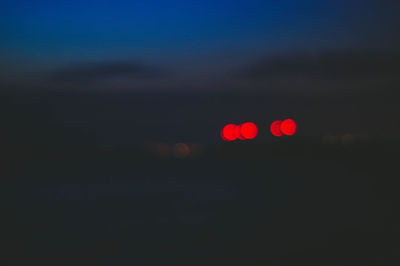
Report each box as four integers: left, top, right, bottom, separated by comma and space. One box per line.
1, 0, 399, 91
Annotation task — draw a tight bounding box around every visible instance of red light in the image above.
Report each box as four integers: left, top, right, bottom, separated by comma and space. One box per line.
281, 119, 297, 135
235, 124, 246, 140
239, 122, 258, 139
221, 124, 238, 141
270, 120, 283, 137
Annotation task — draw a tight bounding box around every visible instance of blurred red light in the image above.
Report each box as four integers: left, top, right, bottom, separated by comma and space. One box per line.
270, 120, 283, 137
281, 119, 297, 135
235, 124, 246, 140
221, 124, 238, 141
240, 122, 258, 139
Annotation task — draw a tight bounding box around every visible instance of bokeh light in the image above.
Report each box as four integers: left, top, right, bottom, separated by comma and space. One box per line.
270, 120, 283, 137
281, 119, 297, 135
221, 124, 238, 141
239, 122, 258, 139
173, 143, 191, 158
235, 124, 246, 140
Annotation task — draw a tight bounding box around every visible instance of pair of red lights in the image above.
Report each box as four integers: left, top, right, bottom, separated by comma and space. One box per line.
221, 122, 258, 141
270, 119, 297, 137
221, 119, 297, 141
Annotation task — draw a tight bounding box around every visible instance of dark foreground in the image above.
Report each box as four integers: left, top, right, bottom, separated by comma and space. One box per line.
1, 143, 399, 265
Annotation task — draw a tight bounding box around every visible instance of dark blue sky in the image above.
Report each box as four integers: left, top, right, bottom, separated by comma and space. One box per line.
1, 0, 399, 91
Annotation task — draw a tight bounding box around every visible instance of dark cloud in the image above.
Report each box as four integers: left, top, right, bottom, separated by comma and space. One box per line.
51, 61, 165, 84
242, 51, 400, 82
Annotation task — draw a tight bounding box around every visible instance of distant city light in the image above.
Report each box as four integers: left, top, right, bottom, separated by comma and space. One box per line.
173, 143, 191, 158
270, 120, 283, 137
281, 119, 297, 135
235, 124, 246, 140
239, 122, 258, 139
221, 124, 238, 141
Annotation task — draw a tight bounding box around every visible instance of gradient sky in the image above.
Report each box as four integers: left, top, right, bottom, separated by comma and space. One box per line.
1, 0, 399, 91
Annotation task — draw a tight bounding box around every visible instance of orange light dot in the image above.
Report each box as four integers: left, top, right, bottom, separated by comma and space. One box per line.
270, 120, 283, 137
239, 122, 258, 139
173, 143, 190, 158
281, 119, 297, 136
221, 124, 238, 141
